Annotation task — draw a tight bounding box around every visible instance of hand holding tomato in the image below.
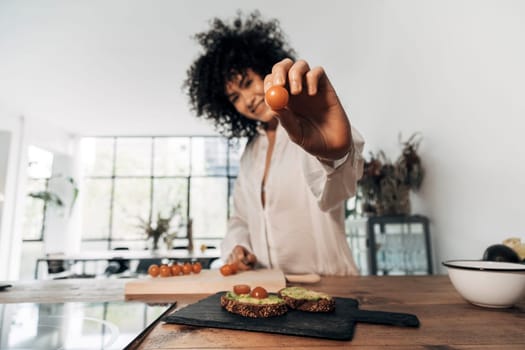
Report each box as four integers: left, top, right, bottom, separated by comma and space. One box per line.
228, 245, 257, 272
264, 58, 353, 161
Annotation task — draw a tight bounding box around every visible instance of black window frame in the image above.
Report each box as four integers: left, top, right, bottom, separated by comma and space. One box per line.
80, 135, 245, 249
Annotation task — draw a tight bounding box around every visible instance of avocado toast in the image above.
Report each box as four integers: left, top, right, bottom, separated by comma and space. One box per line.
220, 291, 288, 318
278, 286, 335, 312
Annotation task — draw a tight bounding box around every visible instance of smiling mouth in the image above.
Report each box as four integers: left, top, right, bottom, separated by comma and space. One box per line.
251, 100, 265, 115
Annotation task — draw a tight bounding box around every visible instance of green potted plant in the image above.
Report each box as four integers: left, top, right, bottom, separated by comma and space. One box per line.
28, 175, 79, 217
137, 205, 181, 251
358, 133, 424, 216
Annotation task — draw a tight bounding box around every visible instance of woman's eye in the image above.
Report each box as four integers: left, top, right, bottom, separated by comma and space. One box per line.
230, 95, 238, 104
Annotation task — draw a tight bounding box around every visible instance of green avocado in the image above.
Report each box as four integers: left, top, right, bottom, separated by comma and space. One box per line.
225, 291, 284, 305
279, 287, 332, 301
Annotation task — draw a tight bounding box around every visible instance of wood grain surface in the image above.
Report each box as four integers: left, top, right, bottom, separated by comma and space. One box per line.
135, 275, 525, 349
2, 275, 524, 349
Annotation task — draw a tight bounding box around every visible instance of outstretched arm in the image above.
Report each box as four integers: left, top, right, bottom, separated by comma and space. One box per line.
264, 58, 354, 163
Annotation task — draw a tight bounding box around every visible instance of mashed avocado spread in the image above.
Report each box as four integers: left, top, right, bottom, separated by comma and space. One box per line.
225, 291, 284, 305
279, 286, 331, 300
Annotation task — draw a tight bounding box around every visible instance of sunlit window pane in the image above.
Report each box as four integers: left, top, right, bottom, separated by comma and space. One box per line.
228, 177, 237, 219
190, 177, 228, 238
191, 138, 228, 176
112, 178, 151, 240
152, 178, 188, 235
81, 138, 114, 176
81, 179, 112, 239
27, 146, 53, 178
23, 179, 47, 240
19, 241, 44, 278
115, 138, 152, 176
154, 138, 190, 176
79, 136, 240, 248
228, 138, 247, 176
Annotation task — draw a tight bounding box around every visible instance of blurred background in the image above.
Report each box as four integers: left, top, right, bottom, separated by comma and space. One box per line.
1, 0, 524, 280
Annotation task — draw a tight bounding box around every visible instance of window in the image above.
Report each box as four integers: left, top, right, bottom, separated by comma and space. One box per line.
19, 146, 54, 279
23, 146, 54, 241
79, 136, 246, 250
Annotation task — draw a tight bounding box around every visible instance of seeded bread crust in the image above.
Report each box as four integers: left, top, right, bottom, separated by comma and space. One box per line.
278, 287, 336, 312
220, 294, 288, 318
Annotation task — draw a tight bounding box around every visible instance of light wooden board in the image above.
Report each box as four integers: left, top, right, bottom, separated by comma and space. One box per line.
125, 269, 286, 298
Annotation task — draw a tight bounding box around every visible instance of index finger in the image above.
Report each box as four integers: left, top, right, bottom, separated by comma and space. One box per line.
266, 58, 294, 89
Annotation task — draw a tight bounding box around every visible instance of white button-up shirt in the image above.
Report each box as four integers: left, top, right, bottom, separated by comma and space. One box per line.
221, 124, 364, 276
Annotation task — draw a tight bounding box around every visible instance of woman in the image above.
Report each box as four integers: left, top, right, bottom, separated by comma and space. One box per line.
184, 12, 364, 275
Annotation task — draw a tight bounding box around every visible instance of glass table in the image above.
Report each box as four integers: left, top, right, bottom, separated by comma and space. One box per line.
0, 300, 175, 349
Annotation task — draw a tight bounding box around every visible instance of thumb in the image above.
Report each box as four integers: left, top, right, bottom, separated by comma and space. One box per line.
273, 109, 304, 146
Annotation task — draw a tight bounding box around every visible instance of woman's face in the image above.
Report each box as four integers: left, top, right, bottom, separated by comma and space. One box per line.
225, 69, 275, 123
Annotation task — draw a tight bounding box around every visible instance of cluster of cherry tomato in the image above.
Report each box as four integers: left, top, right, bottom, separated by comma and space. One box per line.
148, 262, 202, 278
232, 284, 268, 299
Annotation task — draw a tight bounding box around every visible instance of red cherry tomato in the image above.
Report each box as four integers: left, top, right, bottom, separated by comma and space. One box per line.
233, 284, 251, 295
228, 263, 238, 274
148, 264, 160, 277
182, 263, 193, 275
170, 263, 182, 276
250, 286, 268, 299
192, 262, 202, 274
220, 264, 233, 276
159, 265, 171, 277
265, 86, 289, 110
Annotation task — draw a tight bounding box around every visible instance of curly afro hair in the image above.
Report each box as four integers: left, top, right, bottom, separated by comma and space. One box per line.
184, 11, 296, 140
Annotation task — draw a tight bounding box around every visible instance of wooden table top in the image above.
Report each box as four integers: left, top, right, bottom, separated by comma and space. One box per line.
1, 275, 524, 349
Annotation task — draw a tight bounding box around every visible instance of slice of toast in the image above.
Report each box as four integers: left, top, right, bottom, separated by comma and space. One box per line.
220, 291, 288, 318
278, 286, 335, 312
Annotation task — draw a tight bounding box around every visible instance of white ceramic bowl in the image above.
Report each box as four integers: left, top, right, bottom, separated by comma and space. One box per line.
442, 260, 525, 308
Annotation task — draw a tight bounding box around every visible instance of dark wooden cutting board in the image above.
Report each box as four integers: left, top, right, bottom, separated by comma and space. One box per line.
163, 292, 419, 341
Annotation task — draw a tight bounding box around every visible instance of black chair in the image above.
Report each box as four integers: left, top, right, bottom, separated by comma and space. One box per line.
172, 245, 216, 250
47, 259, 67, 274
135, 258, 163, 274
105, 247, 131, 276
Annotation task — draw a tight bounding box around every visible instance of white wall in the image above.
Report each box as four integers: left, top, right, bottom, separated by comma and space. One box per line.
331, 0, 525, 270
0, 113, 26, 280
1, 0, 524, 274
342, 1, 525, 270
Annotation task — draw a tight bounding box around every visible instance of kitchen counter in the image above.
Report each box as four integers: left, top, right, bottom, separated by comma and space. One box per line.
1, 275, 524, 349
34, 248, 221, 278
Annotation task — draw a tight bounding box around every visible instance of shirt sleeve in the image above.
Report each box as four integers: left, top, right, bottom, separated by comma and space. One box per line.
220, 170, 253, 262
301, 126, 365, 212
